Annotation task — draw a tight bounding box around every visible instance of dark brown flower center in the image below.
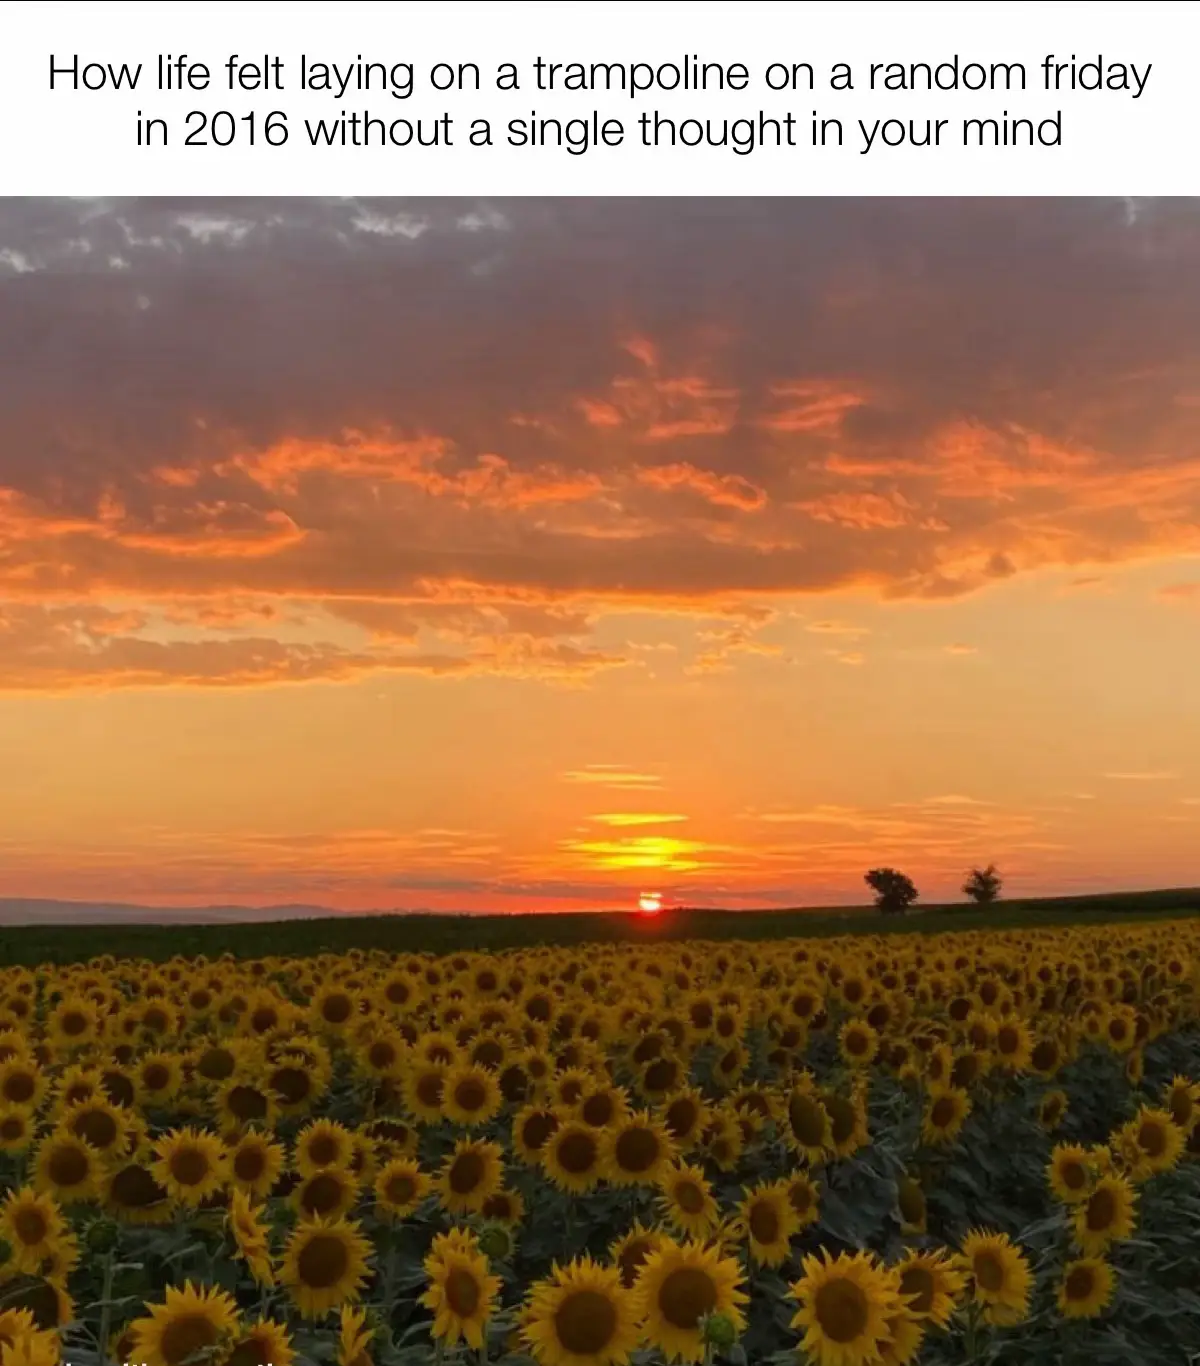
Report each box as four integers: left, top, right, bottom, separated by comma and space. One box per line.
614, 1126, 660, 1174
814, 1278, 869, 1342
658, 1267, 716, 1329
899, 1265, 934, 1315
748, 1199, 780, 1245
160, 1313, 219, 1365
556, 1131, 598, 1175
554, 1289, 617, 1353
444, 1267, 481, 1317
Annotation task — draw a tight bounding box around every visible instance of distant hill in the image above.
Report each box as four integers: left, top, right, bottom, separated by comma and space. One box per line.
0, 885, 1198, 929
0, 898, 351, 927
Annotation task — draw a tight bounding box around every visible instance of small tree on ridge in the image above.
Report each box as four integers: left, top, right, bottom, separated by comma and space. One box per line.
963, 864, 1003, 905
865, 867, 918, 915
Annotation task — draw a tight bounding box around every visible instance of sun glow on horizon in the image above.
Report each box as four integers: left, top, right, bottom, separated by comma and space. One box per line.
638, 891, 663, 914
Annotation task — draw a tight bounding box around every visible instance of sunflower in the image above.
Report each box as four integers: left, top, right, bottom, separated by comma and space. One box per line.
0, 1105, 34, 1154
823, 1088, 869, 1160
783, 1083, 832, 1161
878, 1310, 925, 1366
228, 1189, 275, 1286
0, 1061, 45, 1113
127, 1282, 240, 1366
786, 1173, 822, 1230
1057, 1257, 1115, 1320
295, 1119, 356, 1176
577, 1083, 629, 1132
480, 1187, 526, 1226
215, 1078, 279, 1132
789, 1248, 905, 1366
736, 1180, 798, 1267
439, 1063, 503, 1128
192, 1041, 244, 1086
1026, 1032, 1063, 1079
0, 1326, 60, 1366
0, 1277, 75, 1333
513, 1106, 561, 1165
1047, 1144, 1096, 1204
895, 1176, 926, 1235
363, 1118, 419, 1161
1165, 1075, 1200, 1134
374, 1157, 430, 1219
0, 1189, 69, 1276
152, 1128, 229, 1206
439, 1139, 505, 1215
267, 1054, 324, 1118
522, 1256, 641, 1366
657, 1163, 721, 1239
1073, 1175, 1138, 1256
356, 1028, 407, 1083
337, 1306, 375, 1366
403, 1063, 448, 1123
603, 1113, 676, 1187
1113, 1106, 1185, 1182
638, 1053, 685, 1101
229, 1131, 285, 1200
420, 1227, 501, 1352
701, 1108, 746, 1172
280, 1216, 373, 1319
223, 1319, 296, 1366
135, 1052, 184, 1107
294, 1166, 359, 1222
1039, 1089, 1068, 1132
60, 1097, 128, 1158
543, 1122, 604, 1195
104, 1160, 173, 1225
838, 1019, 880, 1068
958, 1229, 1032, 1326
609, 1223, 667, 1290
32, 1130, 100, 1203
46, 997, 100, 1051
893, 1249, 965, 1329
920, 1087, 971, 1147
635, 1238, 747, 1365
54, 1063, 101, 1110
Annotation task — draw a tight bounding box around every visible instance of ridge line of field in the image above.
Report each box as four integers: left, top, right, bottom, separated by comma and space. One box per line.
1, 886, 1198, 966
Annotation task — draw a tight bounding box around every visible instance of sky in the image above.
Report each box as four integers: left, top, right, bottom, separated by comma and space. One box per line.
2, 196, 1200, 915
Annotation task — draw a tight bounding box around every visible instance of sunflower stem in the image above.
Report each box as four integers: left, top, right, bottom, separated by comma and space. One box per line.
963, 1299, 983, 1362
96, 1248, 116, 1366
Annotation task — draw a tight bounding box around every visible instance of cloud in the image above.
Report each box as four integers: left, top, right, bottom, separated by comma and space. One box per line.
1101, 771, 1178, 782
561, 765, 663, 790
588, 813, 688, 827
806, 620, 870, 637
5, 198, 1200, 688
1157, 582, 1200, 602
0, 601, 628, 693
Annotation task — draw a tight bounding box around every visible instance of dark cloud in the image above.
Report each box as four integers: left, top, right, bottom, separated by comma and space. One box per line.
2, 197, 1200, 687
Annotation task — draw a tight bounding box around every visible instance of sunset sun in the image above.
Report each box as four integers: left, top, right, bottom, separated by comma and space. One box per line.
638, 892, 663, 915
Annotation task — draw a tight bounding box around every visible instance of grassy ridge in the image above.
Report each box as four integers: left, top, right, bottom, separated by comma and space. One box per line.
0, 886, 1198, 966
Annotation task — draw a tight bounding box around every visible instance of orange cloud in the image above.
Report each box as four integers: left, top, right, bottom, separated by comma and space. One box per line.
634, 462, 766, 511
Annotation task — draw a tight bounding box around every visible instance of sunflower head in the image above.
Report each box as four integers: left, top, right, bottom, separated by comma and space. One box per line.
420, 1227, 501, 1353
1057, 1257, 1115, 1321
280, 1217, 374, 1319
790, 1248, 905, 1366
128, 1281, 240, 1366
635, 1238, 748, 1365
523, 1256, 642, 1365
958, 1229, 1032, 1325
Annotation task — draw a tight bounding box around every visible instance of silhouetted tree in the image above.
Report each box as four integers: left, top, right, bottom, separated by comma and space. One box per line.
963, 864, 1003, 905
865, 867, 918, 915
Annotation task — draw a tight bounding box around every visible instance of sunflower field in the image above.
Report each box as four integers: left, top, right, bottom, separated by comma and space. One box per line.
1, 920, 1199, 1366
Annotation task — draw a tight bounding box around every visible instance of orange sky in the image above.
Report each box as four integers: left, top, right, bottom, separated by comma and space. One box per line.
2, 196, 1199, 914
